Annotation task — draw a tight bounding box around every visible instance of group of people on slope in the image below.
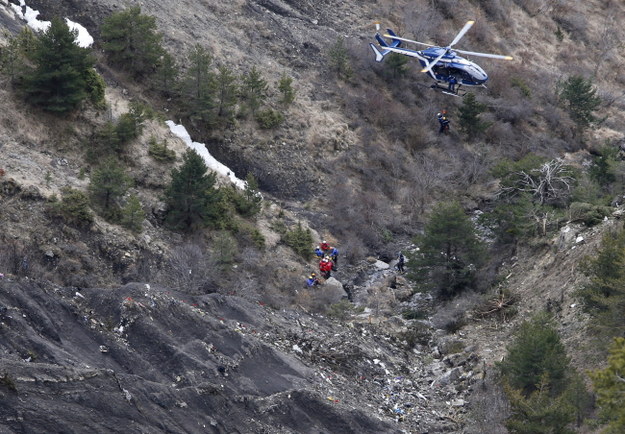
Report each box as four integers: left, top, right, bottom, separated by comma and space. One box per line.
306, 240, 339, 286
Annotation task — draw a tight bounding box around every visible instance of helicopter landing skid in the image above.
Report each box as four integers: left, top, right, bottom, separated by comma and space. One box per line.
431, 84, 466, 97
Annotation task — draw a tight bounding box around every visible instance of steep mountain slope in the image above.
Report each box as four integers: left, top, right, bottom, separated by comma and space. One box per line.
2, 0, 625, 432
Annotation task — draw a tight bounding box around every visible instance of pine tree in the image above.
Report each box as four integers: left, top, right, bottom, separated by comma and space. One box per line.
215, 64, 238, 123
235, 173, 262, 217
181, 45, 217, 125
121, 194, 144, 233
577, 225, 625, 337
154, 51, 179, 96
589, 144, 618, 188
385, 53, 409, 77
458, 92, 489, 139
88, 158, 132, 220
590, 337, 625, 433
241, 66, 268, 116
283, 222, 314, 259
498, 313, 570, 396
101, 6, 164, 77
0, 27, 36, 84
23, 17, 96, 113
411, 201, 484, 297
504, 375, 575, 434
164, 149, 222, 231
328, 37, 353, 80
278, 73, 296, 105
556, 75, 601, 133
48, 188, 94, 227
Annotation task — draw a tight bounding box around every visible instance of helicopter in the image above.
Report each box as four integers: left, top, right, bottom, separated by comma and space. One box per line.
370, 20, 513, 95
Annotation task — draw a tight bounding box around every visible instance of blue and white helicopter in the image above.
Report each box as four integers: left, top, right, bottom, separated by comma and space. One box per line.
370, 20, 513, 95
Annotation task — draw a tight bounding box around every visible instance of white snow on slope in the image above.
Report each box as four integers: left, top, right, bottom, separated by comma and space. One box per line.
165, 120, 246, 189
10, 0, 93, 47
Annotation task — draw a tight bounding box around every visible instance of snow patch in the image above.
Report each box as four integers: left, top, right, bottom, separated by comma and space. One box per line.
10, 0, 93, 47
165, 120, 246, 189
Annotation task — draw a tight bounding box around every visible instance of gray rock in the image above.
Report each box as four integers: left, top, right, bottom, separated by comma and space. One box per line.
320, 277, 347, 304
374, 260, 390, 270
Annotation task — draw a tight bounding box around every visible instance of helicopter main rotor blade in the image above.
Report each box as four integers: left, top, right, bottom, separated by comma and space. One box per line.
449, 20, 475, 47
421, 51, 447, 74
382, 34, 437, 48
454, 48, 513, 60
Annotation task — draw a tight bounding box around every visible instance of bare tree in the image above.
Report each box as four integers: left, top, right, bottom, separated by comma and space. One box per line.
163, 242, 217, 294
499, 159, 574, 205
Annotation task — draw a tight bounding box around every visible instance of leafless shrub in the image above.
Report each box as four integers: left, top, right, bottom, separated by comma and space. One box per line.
339, 237, 367, 266
0, 239, 37, 278
404, 8, 442, 41
477, 0, 507, 20
161, 242, 218, 294
431, 291, 483, 333
553, 10, 588, 42
399, 154, 446, 217
464, 373, 510, 434
431, 0, 461, 20
542, 106, 576, 143
484, 121, 518, 145
476, 289, 518, 322
510, 0, 549, 16
491, 100, 535, 126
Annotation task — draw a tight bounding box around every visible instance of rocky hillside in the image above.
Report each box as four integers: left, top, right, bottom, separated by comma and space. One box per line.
2, 0, 625, 432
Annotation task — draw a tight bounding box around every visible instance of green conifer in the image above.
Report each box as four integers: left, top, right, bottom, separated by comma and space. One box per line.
458, 92, 489, 139
121, 195, 144, 233
411, 201, 484, 297
101, 6, 165, 77
241, 66, 268, 116
181, 45, 217, 125
556, 75, 601, 133
23, 17, 96, 113
89, 159, 132, 220
590, 337, 625, 433
164, 149, 221, 231
278, 73, 296, 105
215, 64, 238, 122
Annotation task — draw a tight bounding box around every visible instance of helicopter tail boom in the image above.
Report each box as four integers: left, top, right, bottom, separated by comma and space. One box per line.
369, 43, 385, 62
370, 29, 402, 62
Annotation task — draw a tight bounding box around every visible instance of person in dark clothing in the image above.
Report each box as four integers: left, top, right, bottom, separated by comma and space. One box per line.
448, 76, 458, 93
437, 112, 450, 134
329, 247, 339, 269
396, 252, 405, 273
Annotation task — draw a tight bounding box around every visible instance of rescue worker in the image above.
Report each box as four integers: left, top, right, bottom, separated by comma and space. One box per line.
314, 247, 324, 258
437, 112, 450, 134
448, 76, 458, 93
319, 257, 333, 279
319, 240, 330, 252
329, 246, 339, 269
396, 252, 405, 273
306, 272, 320, 287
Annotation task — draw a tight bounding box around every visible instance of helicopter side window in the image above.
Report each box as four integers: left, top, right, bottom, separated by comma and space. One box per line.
459, 70, 472, 82
433, 65, 448, 77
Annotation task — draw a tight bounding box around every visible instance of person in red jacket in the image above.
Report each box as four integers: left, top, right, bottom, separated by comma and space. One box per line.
319, 257, 333, 279
319, 240, 330, 252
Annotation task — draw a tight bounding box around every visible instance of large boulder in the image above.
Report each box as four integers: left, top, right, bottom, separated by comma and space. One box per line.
320, 277, 347, 304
